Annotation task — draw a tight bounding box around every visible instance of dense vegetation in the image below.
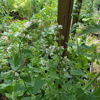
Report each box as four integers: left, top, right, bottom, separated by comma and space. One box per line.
0, 0, 100, 100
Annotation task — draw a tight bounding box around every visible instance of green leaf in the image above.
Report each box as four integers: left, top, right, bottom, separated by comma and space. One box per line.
21, 97, 31, 100
70, 69, 86, 77
5, 85, 14, 94
32, 79, 45, 94
66, 42, 77, 47
64, 80, 72, 88
80, 43, 90, 50
64, 74, 72, 78
68, 60, 75, 68
76, 25, 100, 37
14, 53, 22, 67
20, 74, 31, 83
71, 26, 76, 32
92, 88, 100, 99
5, 93, 12, 98
0, 84, 9, 89
23, 49, 32, 57
8, 57, 19, 71
75, 88, 97, 100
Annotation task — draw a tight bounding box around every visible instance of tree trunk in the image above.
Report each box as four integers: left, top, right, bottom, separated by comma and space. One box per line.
57, 0, 74, 57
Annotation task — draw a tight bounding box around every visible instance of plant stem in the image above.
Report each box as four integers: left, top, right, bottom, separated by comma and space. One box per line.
24, 81, 33, 96
84, 72, 100, 90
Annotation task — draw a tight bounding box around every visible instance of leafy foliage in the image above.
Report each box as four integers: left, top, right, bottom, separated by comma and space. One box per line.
0, 0, 100, 100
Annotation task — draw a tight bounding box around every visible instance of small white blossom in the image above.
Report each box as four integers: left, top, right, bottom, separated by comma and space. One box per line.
74, 5, 78, 7
39, 23, 42, 26
24, 21, 32, 28
64, 56, 67, 59
14, 32, 20, 37
46, 48, 48, 53
38, 19, 42, 23
61, 46, 64, 50
7, 45, 12, 51
14, 5, 18, 8
63, 68, 66, 71
49, 46, 52, 49
54, 36, 57, 40
52, 25, 57, 29
26, 35, 31, 39
50, 53, 53, 56
31, 19, 36, 23
58, 25, 63, 29
17, 44, 19, 47
7, 46, 11, 50
20, 2, 25, 6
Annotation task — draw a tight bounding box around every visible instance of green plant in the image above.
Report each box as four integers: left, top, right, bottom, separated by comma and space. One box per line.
1, 0, 100, 100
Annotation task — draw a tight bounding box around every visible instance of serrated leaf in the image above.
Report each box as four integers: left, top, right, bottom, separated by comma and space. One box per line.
20, 74, 31, 83
77, 25, 100, 37
14, 53, 22, 67
32, 79, 45, 94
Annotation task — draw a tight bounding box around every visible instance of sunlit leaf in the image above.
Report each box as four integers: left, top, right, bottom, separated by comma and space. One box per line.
76, 25, 100, 37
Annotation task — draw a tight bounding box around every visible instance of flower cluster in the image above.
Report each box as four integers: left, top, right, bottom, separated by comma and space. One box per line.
24, 21, 32, 28
7, 45, 12, 52
14, 32, 21, 37
52, 24, 63, 29
40, 58, 49, 66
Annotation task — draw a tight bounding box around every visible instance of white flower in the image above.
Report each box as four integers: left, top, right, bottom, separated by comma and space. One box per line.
24, 21, 32, 28
14, 5, 18, 8
39, 23, 42, 26
17, 44, 19, 47
31, 19, 36, 23
50, 53, 53, 56
52, 25, 57, 29
49, 46, 52, 49
38, 19, 42, 23
7, 45, 12, 51
14, 32, 20, 37
20, 2, 25, 6
64, 56, 67, 59
26, 35, 31, 39
54, 36, 57, 40
58, 25, 63, 29
61, 46, 64, 50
